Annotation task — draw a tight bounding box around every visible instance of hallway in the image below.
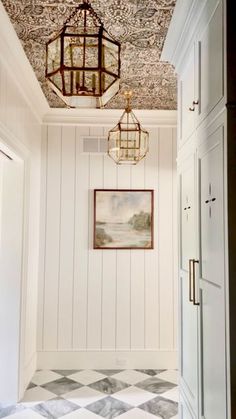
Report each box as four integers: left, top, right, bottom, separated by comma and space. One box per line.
0, 0, 234, 417
0, 370, 178, 419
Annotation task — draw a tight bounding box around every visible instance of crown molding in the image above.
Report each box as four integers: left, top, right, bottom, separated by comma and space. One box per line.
161, 0, 206, 71
43, 109, 177, 127
0, 2, 49, 122
0, 121, 29, 160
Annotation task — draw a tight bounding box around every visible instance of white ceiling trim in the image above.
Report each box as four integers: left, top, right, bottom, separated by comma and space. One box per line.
0, 1, 49, 122
43, 109, 177, 127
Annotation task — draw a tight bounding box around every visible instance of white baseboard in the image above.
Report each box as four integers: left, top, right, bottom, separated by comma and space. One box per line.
22, 352, 37, 395
37, 350, 178, 370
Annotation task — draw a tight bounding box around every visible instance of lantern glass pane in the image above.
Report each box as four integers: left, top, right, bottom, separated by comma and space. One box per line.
65, 21, 99, 35
103, 39, 119, 75
50, 72, 63, 91
85, 38, 99, 67
108, 131, 119, 159
103, 73, 116, 91
47, 37, 61, 73
63, 71, 71, 94
63, 70, 100, 95
120, 122, 139, 131
64, 36, 84, 67
84, 71, 99, 93
120, 131, 139, 149
64, 36, 99, 68
140, 132, 149, 154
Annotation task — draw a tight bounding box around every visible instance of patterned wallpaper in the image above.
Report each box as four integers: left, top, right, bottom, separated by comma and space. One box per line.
2, 0, 177, 109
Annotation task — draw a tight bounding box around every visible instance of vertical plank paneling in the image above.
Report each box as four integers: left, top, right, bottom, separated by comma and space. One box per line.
172, 128, 178, 350
144, 128, 159, 349
58, 126, 76, 349
87, 151, 103, 349
116, 165, 131, 350
43, 126, 62, 350
37, 125, 48, 351
0, 61, 7, 125
159, 127, 174, 349
102, 150, 117, 350
39, 123, 177, 357
73, 126, 90, 349
130, 160, 145, 349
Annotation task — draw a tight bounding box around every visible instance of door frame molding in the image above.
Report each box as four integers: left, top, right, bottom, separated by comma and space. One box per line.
0, 121, 30, 401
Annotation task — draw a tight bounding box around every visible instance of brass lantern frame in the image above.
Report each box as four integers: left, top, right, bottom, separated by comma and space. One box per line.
108, 91, 149, 165
45, 0, 121, 108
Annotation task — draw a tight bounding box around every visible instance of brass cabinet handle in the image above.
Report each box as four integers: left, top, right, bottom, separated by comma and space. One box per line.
192, 259, 200, 306
189, 259, 194, 302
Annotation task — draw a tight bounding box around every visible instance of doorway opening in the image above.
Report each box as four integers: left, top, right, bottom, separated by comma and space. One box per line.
0, 143, 25, 403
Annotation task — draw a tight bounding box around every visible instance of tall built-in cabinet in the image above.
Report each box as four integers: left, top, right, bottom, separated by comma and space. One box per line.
162, 0, 229, 418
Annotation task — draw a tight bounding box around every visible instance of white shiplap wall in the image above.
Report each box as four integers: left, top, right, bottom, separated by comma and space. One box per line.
37, 124, 177, 369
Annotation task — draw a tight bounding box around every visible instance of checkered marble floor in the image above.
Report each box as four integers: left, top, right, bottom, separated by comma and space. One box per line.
0, 369, 179, 419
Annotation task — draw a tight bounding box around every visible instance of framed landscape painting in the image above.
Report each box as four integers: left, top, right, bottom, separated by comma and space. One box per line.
94, 189, 154, 249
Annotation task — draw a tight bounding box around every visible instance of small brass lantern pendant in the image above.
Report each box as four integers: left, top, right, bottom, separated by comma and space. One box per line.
108, 91, 149, 164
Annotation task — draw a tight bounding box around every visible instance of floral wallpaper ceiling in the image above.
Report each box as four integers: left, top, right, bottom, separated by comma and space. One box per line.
2, 0, 177, 109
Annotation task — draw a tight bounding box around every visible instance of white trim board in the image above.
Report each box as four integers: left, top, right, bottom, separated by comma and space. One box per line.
43, 109, 177, 127
0, 2, 49, 122
37, 351, 178, 370
0, 122, 29, 161
23, 352, 37, 393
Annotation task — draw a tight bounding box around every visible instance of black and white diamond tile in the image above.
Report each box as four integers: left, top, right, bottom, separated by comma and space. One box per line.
139, 396, 178, 419
33, 397, 79, 418
89, 378, 130, 395
136, 377, 176, 395
0, 370, 178, 419
42, 377, 82, 396
86, 396, 132, 418
135, 370, 165, 377
52, 371, 81, 378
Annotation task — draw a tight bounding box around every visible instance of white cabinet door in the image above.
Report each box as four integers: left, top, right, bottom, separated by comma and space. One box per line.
180, 154, 196, 272
198, 125, 227, 419
179, 392, 196, 419
179, 272, 199, 417
178, 46, 196, 147
199, 127, 224, 288
197, 0, 224, 123
199, 282, 226, 419
179, 152, 199, 417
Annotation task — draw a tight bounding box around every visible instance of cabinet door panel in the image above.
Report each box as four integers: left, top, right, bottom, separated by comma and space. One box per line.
179, 47, 195, 145
180, 273, 198, 415
199, 282, 227, 419
199, 128, 224, 286
179, 393, 196, 419
198, 124, 226, 419
198, 0, 224, 121
180, 156, 196, 272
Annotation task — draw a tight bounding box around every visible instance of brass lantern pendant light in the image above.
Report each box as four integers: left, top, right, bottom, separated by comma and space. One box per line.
45, 0, 121, 108
108, 91, 149, 165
